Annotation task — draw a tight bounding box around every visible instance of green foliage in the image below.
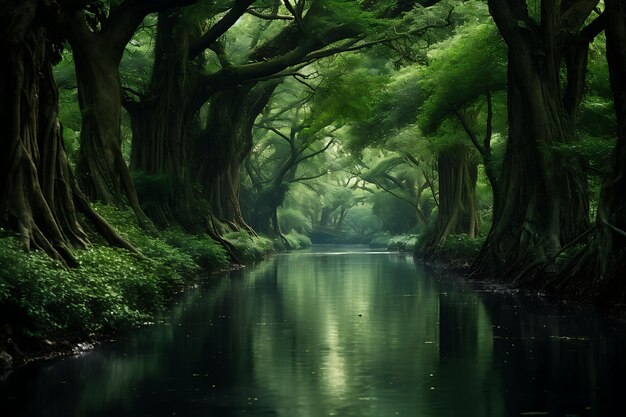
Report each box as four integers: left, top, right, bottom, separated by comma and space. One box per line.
284, 230, 313, 249
432, 234, 484, 268
92, 205, 203, 285
549, 135, 617, 178
131, 171, 172, 213
309, 55, 389, 132
311, 0, 385, 37
0, 204, 239, 341
0, 237, 165, 337
369, 232, 391, 248
371, 191, 418, 234
387, 234, 420, 252
418, 22, 506, 132
278, 208, 312, 234
223, 231, 275, 263
161, 228, 230, 271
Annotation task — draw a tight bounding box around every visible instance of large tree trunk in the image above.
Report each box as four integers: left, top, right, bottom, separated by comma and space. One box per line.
195, 82, 279, 235
0, 1, 134, 265
474, 0, 590, 281
555, 0, 626, 303
197, 87, 252, 234
60, 11, 151, 228
128, 10, 202, 230
423, 149, 479, 254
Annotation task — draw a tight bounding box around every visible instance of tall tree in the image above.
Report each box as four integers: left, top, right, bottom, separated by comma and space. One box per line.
0, 0, 134, 265
58, 0, 200, 226
474, 0, 605, 281
128, 0, 398, 229
556, 0, 626, 302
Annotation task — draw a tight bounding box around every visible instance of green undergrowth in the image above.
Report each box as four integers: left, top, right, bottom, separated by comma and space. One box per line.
424, 234, 485, 269
382, 232, 485, 269
223, 231, 275, 263
160, 228, 230, 271
387, 234, 420, 252
0, 236, 183, 339
0, 205, 233, 345
284, 231, 313, 250
369, 232, 392, 248
92, 204, 229, 274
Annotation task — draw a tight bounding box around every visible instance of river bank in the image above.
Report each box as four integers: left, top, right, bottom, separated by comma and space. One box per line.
0, 206, 311, 372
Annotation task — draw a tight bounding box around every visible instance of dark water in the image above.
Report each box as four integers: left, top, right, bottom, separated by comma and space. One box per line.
2, 245, 626, 417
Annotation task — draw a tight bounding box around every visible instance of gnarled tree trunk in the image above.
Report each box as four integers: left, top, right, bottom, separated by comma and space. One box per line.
0, 1, 134, 265
555, 0, 626, 303
474, 0, 591, 282
59, 6, 161, 229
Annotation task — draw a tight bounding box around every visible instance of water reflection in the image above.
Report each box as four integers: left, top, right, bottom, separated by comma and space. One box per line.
1, 246, 625, 417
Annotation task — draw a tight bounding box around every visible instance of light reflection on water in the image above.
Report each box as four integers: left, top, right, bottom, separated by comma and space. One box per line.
1, 245, 625, 417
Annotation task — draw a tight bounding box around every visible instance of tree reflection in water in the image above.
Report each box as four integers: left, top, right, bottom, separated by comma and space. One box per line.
2, 246, 625, 417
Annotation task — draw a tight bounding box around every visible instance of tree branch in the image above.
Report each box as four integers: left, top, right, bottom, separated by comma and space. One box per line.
188, 0, 257, 60
295, 139, 334, 164
454, 109, 485, 156
246, 8, 294, 20
291, 170, 329, 182
257, 125, 293, 143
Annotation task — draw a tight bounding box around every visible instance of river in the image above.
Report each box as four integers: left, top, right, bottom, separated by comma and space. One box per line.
1, 245, 625, 416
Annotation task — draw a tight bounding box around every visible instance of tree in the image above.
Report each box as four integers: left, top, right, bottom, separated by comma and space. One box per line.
474, 0, 605, 281
245, 100, 336, 241
58, 0, 200, 227
127, 0, 388, 229
556, 0, 626, 302
0, 0, 134, 265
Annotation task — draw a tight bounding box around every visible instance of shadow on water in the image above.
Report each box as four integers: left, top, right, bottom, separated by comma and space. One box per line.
1, 245, 625, 416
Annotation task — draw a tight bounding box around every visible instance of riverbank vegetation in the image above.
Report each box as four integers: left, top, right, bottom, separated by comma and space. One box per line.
1, 0, 625, 366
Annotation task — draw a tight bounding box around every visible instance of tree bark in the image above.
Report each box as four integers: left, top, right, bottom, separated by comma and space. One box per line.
195, 82, 278, 235
555, 0, 626, 303
0, 1, 135, 265
423, 149, 479, 254
58, 4, 175, 228
128, 10, 202, 229
474, 0, 591, 281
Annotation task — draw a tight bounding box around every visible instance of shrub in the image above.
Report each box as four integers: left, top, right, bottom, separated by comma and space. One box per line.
387, 234, 420, 252
278, 208, 312, 234
161, 228, 229, 271
435, 234, 485, 268
369, 232, 391, 248
223, 231, 274, 263
284, 230, 313, 249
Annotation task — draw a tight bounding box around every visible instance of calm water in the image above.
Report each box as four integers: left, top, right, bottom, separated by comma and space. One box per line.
1, 245, 626, 417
